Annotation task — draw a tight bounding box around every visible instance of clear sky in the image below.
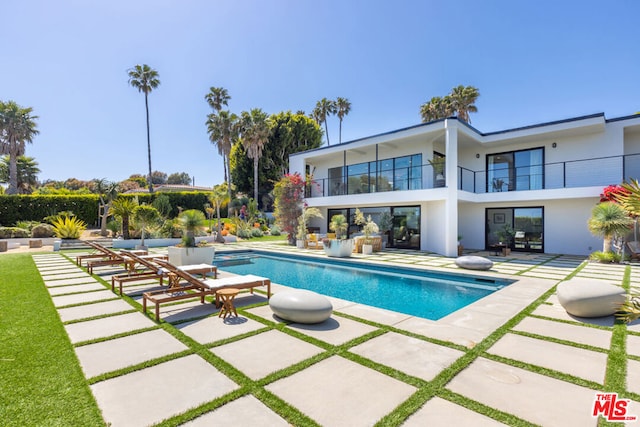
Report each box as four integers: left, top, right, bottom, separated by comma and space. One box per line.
2, 0, 638, 188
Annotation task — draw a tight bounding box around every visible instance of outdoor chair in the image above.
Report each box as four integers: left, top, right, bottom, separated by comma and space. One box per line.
111, 250, 217, 296
84, 243, 167, 274
76, 240, 147, 266
305, 233, 323, 249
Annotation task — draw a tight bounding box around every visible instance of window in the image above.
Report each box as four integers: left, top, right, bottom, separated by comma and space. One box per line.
487, 148, 544, 192
486, 207, 543, 252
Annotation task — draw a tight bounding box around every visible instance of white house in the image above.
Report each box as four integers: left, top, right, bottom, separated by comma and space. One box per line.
288, 113, 640, 256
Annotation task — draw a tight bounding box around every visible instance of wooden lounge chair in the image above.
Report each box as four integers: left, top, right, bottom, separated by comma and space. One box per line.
111, 250, 217, 296
75, 240, 147, 266
142, 259, 270, 321
84, 243, 166, 274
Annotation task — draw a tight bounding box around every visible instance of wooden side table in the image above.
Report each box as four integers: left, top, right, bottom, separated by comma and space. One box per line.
217, 288, 239, 318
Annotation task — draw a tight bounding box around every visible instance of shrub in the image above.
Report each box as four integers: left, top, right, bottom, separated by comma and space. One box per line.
15, 220, 40, 231
269, 224, 281, 236
0, 227, 30, 238
51, 216, 87, 239
251, 227, 264, 238
589, 251, 622, 263
106, 219, 120, 237
31, 223, 55, 238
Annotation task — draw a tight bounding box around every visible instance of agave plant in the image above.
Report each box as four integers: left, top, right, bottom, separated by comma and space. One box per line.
616, 294, 640, 324
51, 215, 87, 239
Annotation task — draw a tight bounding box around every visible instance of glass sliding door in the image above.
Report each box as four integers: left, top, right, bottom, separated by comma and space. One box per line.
486, 207, 544, 252
487, 147, 544, 192
391, 206, 421, 249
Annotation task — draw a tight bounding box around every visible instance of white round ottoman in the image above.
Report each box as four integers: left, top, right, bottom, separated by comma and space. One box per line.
455, 255, 493, 271
269, 289, 333, 324
557, 279, 626, 318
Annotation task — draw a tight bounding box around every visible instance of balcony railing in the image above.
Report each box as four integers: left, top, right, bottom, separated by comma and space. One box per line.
307, 154, 637, 198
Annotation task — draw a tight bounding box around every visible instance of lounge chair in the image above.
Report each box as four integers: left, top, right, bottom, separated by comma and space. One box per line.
142, 259, 270, 321
75, 240, 147, 266
111, 250, 217, 296
305, 233, 323, 249
84, 243, 166, 274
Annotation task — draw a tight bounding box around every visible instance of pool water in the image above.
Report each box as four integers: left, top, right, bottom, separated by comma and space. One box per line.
214, 252, 511, 320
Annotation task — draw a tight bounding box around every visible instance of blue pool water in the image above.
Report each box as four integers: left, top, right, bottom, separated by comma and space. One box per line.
214, 252, 511, 320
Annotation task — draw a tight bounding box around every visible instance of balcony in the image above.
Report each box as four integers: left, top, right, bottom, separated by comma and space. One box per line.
306, 154, 635, 198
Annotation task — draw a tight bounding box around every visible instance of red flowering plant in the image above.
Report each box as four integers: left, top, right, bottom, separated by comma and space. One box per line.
600, 184, 630, 203
273, 173, 307, 245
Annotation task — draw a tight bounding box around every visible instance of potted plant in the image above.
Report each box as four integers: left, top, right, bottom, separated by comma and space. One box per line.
132, 205, 161, 250
378, 212, 392, 249
296, 207, 323, 249
458, 235, 463, 256
496, 225, 516, 256
323, 214, 354, 257
168, 209, 215, 265
361, 216, 380, 255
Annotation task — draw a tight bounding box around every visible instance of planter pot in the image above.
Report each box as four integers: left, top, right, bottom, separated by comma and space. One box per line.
458, 244, 463, 256
135, 244, 148, 251
362, 244, 373, 255
502, 247, 511, 256
168, 246, 216, 265
322, 239, 354, 258
296, 239, 306, 249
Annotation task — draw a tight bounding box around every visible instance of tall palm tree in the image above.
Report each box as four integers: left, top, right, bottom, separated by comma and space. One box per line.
335, 97, 351, 144
449, 85, 479, 123
420, 96, 453, 123
312, 98, 336, 146
127, 64, 160, 193
206, 110, 238, 199
240, 108, 270, 203
588, 202, 633, 252
205, 87, 230, 112
0, 100, 39, 194
209, 183, 230, 242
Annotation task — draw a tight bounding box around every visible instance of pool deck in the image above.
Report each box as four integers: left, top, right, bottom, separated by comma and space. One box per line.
33, 243, 640, 426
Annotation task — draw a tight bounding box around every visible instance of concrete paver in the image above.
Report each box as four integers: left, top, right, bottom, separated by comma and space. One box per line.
285, 315, 379, 346
350, 331, 464, 381
44, 276, 98, 287
47, 282, 106, 295
91, 354, 238, 427
182, 395, 290, 426
75, 329, 189, 377
211, 330, 324, 380
57, 299, 135, 322
52, 289, 116, 307
627, 359, 640, 395
403, 397, 508, 426
64, 311, 156, 343
176, 314, 266, 345
266, 355, 416, 427
513, 316, 613, 349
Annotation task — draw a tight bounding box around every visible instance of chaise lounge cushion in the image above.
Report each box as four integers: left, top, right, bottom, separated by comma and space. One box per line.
269, 290, 332, 324
556, 278, 626, 318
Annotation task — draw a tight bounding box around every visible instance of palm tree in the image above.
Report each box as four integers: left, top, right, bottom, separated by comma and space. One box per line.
205, 87, 230, 112
420, 96, 453, 123
109, 197, 138, 239
127, 64, 160, 193
240, 108, 270, 203
335, 97, 351, 144
132, 204, 161, 248
0, 155, 40, 193
209, 183, 230, 242
177, 209, 207, 247
588, 202, 633, 252
0, 100, 39, 194
312, 98, 336, 146
206, 110, 238, 199
449, 85, 479, 123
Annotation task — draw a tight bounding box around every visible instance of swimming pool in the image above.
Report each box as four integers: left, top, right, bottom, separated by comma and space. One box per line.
214, 251, 512, 320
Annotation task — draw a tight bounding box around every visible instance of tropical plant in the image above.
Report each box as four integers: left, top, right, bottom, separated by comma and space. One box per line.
108, 197, 138, 239
207, 110, 239, 195
313, 98, 336, 145
335, 97, 351, 144
588, 202, 633, 253
329, 214, 348, 239
50, 214, 87, 239
106, 219, 120, 237
209, 183, 230, 242
0, 100, 39, 194
496, 224, 517, 247
205, 86, 230, 112
616, 294, 640, 324
177, 209, 206, 247
0, 155, 40, 193
449, 85, 480, 123
132, 204, 161, 247
127, 64, 160, 193
273, 173, 306, 244
296, 207, 323, 241
152, 194, 172, 217
92, 178, 119, 236
240, 108, 270, 203
362, 216, 379, 245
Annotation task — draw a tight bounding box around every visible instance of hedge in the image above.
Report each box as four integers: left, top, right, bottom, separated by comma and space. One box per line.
0, 192, 213, 227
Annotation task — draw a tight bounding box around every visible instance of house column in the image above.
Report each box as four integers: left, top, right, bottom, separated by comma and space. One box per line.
444, 119, 459, 257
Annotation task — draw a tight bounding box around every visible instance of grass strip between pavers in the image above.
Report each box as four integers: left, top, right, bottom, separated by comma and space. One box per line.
0, 254, 104, 426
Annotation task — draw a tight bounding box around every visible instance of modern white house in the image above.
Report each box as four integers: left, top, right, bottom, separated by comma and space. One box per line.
288, 113, 640, 257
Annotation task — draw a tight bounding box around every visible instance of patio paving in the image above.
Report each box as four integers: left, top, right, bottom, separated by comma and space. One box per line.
27, 247, 640, 425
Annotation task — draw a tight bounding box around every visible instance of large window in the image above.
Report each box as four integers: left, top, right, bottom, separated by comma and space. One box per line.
487, 148, 544, 192
486, 207, 543, 252
328, 153, 422, 196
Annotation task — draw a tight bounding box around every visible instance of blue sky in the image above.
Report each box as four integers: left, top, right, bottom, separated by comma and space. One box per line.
2, 0, 638, 188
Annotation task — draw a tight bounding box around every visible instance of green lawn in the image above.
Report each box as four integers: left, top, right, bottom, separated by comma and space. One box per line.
0, 254, 104, 426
